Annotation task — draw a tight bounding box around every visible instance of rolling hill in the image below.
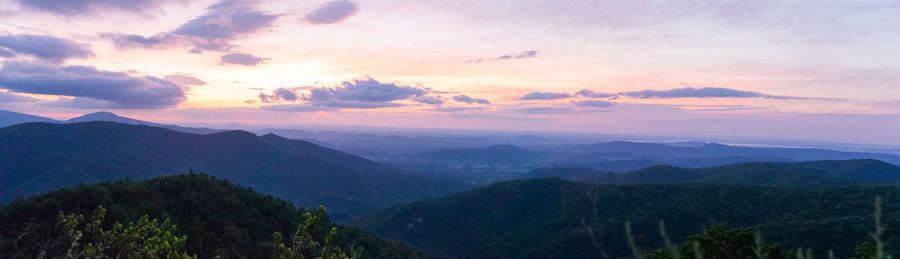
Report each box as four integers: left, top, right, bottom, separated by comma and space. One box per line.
579, 159, 900, 186
65, 111, 225, 135
574, 141, 900, 164
356, 178, 900, 258
0, 173, 424, 258
0, 109, 56, 127
0, 121, 472, 220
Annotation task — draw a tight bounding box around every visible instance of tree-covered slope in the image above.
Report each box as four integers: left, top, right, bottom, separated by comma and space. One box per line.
356, 178, 900, 258
0, 122, 472, 219
0, 173, 424, 258
582, 159, 900, 186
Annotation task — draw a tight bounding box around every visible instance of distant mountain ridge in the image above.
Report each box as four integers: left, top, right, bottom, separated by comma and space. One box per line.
0, 109, 56, 127
66, 111, 225, 134
415, 145, 537, 163
574, 141, 900, 164
524, 159, 900, 187
0, 109, 225, 135
0, 121, 472, 219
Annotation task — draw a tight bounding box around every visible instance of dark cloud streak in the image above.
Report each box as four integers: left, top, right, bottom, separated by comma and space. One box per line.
519, 91, 572, 100
303, 1, 359, 25
220, 52, 269, 66
0, 61, 186, 109
0, 34, 94, 63
452, 94, 490, 104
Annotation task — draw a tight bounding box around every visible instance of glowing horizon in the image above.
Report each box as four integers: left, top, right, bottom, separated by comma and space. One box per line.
0, 0, 898, 144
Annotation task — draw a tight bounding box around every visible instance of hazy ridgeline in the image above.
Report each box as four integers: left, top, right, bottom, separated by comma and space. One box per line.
1, 111, 900, 258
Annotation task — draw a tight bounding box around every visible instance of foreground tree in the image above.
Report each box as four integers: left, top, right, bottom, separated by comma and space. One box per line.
272, 206, 362, 259
43, 205, 194, 259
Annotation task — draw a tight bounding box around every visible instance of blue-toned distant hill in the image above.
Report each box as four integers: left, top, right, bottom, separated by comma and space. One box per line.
65, 111, 225, 135
524, 159, 900, 187
0, 109, 225, 135
415, 145, 537, 163
0, 109, 56, 127
573, 141, 900, 164
0, 121, 472, 220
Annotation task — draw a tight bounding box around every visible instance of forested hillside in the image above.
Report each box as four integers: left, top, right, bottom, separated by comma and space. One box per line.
0, 173, 424, 258
0, 122, 472, 219
525, 159, 900, 187
357, 178, 900, 258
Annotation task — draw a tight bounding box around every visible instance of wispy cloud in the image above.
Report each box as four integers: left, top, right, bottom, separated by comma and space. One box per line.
13, 0, 189, 16
0, 34, 94, 63
102, 0, 279, 53
466, 50, 538, 63
620, 87, 813, 100
573, 100, 613, 107
302, 1, 359, 25
519, 91, 572, 100
164, 74, 207, 86
452, 94, 490, 105
0, 90, 37, 103
306, 77, 428, 103
0, 61, 186, 109
575, 89, 616, 98
220, 52, 269, 66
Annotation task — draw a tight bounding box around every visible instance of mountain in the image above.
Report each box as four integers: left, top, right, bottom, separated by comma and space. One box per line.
356, 178, 900, 258
66, 111, 224, 135
575, 141, 900, 164
0, 121, 472, 220
521, 167, 613, 181
582, 159, 900, 186
0, 173, 424, 258
0, 109, 56, 127
415, 145, 537, 163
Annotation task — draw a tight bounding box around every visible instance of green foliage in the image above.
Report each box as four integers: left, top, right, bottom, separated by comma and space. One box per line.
856, 242, 877, 259
643, 224, 788, 259
582, 159, 900, 187
0, 173, 425, 258
271, 206, 355, 259
52, 205, 196, 259
358, 178, 900, 258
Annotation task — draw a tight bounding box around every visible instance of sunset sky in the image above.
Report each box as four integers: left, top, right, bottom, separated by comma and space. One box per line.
0, 0, 898, 144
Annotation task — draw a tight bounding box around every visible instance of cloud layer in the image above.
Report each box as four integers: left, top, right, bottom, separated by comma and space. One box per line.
0, 61, 186, 109
620, 87, 809, 100
307, 77, 427, 102
452, 94, 490, 105
220, 52, 269, 66
0, 90, 37, 103
303, 0, 359, 25
256, 77, 448, 110
14, 0, 187, 16
467, 50, 539, 63
164, 74, 207, 86
573, 100, 613, 107
103, 0, 279, 53
0, 34, 94, 63
519, 92, 572, 100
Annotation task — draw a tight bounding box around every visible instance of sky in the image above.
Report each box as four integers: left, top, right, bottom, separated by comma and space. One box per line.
0, 0, 898, 144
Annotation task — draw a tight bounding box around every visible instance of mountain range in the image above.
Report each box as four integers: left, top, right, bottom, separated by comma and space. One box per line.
525, 159, 900, 187
0, 121, 471, 220
0, 109, 223, 134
